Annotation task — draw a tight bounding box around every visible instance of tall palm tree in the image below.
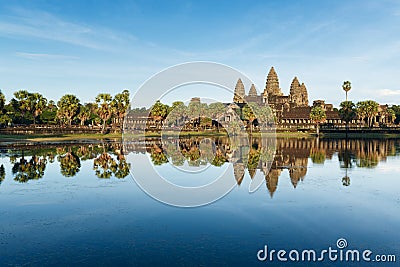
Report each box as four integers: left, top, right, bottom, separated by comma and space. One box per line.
150, 100, 169, 130
242, 102, 261, 134
0, 90, 5, 112
167, 101, 187, 127
77, 104, 91, 126
57, 94, 80, 126
30, 93, 47, 126
111, 90, 130, 129
95, 93, 113, 134
342, 81, 351, 102
356, 100, 379, 127
339, 101, 357, 137
207, 102, 225, 131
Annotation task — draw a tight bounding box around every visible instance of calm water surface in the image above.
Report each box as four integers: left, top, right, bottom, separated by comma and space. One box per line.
0, 137, 399, 266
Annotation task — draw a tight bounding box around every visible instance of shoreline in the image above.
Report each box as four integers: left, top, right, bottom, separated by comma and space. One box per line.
3, 131, 400, 144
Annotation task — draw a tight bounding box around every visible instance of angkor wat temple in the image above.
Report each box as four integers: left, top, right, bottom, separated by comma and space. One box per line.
231, 66, 394, 129
125, 66, 395, 131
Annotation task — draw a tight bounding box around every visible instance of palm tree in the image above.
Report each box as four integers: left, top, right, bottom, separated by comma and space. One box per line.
356, 100, 379, 127
30, 93, 47, 126
339, 101, 357, 137
342, 81, 351, 102
57, 94, 80, 126
386, 108, 396, 125
310, 106, 326, 136
150, 100, 169, 130
95, 93, 113, 134
207, 102, 226, 131
77, 104, 91, 126
111, 90, 130, 129
339, 101, 357, 124
0, 90, 5, 112
167, 101, 187, 127
13, 90, 31, 122
242, 102, 261, 134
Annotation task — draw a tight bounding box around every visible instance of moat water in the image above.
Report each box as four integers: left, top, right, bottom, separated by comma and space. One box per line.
0, 137, 399, 266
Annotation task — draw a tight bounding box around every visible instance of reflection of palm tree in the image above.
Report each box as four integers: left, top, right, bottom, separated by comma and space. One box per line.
93, 152, 117, 178
0, 164, 5, 185
12, 155, 47, 183
58, 150, 81, 177
339, 139, 352, 186
342, 174, 350, 186
211, 148, 227, 166
338, 150, 355, 169
247, 147, 261, 178
149, 144, 169, 166
114, 153, 131, 179
310, 148, 326, 164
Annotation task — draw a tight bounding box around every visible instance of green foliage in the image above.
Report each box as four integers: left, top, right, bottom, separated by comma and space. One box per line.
150, 100, 169, 128
95, 93, 113, 133
167, 101, 187, 126
356, 100, 379, 127
77, 104, 92, 126
0, 90, 5, 112
390, 105, 400, 124
310, 149, 326, 164
12, 156, 47, 183
111, 89, 130, 127
93, 152, 117, 178
0, 114, 12, 126
386, 108, 396, 124
310, 106, 326, 124
342, 81, 351, 93
242, 102, 262, 133
58, 151, 81, 177
57, 94, 80, 126
310, 106, 326, 135
339, 101, 357, 124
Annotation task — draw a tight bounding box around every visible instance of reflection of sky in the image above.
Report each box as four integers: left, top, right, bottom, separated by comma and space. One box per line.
0, 151, 399, 265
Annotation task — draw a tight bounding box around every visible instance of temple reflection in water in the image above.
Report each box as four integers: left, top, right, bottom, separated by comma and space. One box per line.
1, 137, 399, 197
123, 137, 400, 196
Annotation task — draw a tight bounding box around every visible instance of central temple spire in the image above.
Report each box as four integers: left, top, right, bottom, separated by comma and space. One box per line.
264, 67, 282, 97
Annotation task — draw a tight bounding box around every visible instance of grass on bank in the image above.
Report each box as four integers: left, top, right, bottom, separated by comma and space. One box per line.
0, 133, 123, 142
3, 130, 400, 143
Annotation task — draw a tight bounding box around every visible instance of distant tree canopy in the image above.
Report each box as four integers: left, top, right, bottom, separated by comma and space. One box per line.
356, 100, 379, 127
0, 89, 130, 129
310, 106, 326, 136
339, 101, 357, 124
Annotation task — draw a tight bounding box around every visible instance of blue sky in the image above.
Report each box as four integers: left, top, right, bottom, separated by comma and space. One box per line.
1, 0, 400, 106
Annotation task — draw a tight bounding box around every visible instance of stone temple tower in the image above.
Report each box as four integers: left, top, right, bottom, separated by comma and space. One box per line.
289, 76, 309, 107
248, 84, 258, 97
299, 83, 308, 106
233, 78, 245, 103
264, 67, 282, 98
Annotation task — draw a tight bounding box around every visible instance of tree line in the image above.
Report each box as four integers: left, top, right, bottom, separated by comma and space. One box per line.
141, 100, 274, 132
0, 89, 130, 133
310, 99, 398, 135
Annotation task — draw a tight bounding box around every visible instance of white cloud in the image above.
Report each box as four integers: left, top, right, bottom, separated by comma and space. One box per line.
378, 89, 400, 96
16, 52, 79, 60
0, 7, 137, 50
